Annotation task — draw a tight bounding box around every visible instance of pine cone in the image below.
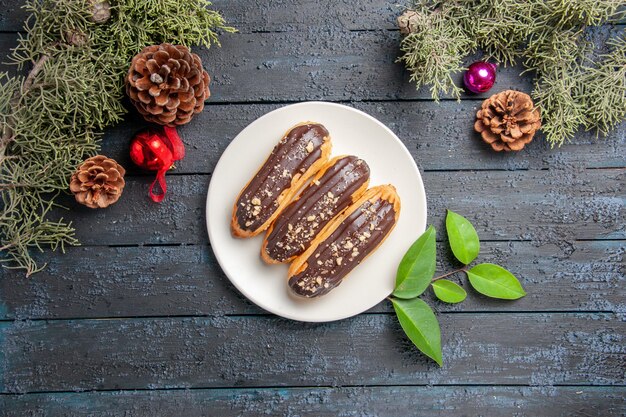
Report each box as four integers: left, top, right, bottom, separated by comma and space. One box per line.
89, 0, 111, 24
70, 155, 126, 209
474, 90, 541, 151
126, 44, 210, 126
398, 10, 420, 35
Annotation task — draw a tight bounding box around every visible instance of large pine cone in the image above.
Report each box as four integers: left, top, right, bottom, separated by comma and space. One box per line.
474, 90, 541, 151
70, 155, 126, 209
126, 44, 210, 126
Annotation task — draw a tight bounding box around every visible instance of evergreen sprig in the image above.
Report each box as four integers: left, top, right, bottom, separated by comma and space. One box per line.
398, 0, 626, 147
0, 0, 234, 275
391, 210, 526, 365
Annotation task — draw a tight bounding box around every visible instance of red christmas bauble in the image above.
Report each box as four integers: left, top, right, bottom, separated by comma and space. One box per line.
464, 61, 497, 93
130, 126, 185, 202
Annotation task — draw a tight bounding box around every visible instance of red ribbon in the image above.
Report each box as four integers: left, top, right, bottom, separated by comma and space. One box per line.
130, 126, 185, 203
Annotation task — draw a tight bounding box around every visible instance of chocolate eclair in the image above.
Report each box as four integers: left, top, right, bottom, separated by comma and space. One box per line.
231, 122, 332, 238
288, 185, 401, 298
261, 155, 370, 264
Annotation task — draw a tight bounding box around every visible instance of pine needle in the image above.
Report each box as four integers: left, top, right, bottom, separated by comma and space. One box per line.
0, 0, 234, 275
399, 0, 626, 147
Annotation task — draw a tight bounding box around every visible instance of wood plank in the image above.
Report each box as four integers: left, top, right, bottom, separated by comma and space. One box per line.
0, 313, 624, 393
211, 0, 403, 33
1, 386, 625, 417
0, 80, 621, 173
1, 31, 622, 165
1, 8, 624, 102
99, 103, 625, 174
0, 0, 401, 33
194, 30, 536, 102
1, 241, 623, 319
0, 31, 535, 102
45, 168, 624, 246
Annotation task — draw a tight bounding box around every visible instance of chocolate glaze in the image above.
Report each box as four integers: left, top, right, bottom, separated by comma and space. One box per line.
264, 156, 370, 262
234, 123, 329, 233
289, 195, 398, 297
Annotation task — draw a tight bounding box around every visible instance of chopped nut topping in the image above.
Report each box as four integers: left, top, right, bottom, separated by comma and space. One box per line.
316, 277, 322, 285
336, 257, 343, 266
288, 223, 293, 231
313, 179, 320, 186
343, 241, 354, 249
306, 141, 314, 153
363, 231, 371, 238
327, 191, 334, 198
245, 221, 253, 227
307, 215, 316, 222
251, 197, 261, 206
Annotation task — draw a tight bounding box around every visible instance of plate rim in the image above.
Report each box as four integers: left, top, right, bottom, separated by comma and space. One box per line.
206, 101, 427, 322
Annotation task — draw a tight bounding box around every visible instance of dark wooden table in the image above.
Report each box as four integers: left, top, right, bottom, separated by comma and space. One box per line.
1, 1, 625, 416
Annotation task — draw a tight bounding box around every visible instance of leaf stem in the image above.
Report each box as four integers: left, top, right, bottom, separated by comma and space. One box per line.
431, 267, 467, 282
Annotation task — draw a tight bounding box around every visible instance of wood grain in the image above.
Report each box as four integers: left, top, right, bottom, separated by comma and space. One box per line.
43, 168, 624, 246
0, 0, 400, 33
0, 313, 624, 393
101, 103, 625, 174
1, 0, 624, 33
1, 386, 625, 417
0, 30, 534, 102
0, 0, 624, 413
0, 241, 623, 319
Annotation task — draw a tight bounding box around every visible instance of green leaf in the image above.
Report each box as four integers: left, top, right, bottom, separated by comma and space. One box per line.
432, 279, 467, 304
467, 263, 526, 300
445, 210, 480, 265
393, 225, 437, 299
391, 297, 443, 366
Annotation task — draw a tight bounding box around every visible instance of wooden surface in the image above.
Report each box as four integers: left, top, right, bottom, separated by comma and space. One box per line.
0, 1, 625, 416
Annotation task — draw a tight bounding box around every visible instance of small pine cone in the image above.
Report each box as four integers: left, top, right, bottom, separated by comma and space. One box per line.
70, 155, 126, 209
474, 90, 541, 152
65, 29, 88, 46
89, 0, 111, 24
125, 43, 211, 126
398, 10, 420, 35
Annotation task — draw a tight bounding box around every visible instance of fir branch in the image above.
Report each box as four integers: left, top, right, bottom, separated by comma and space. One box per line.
399, 0, 626, 146
580, 34, 626, 136
533, 67, 586, 147
397, 9, 473, 100
0, 0, 234, 275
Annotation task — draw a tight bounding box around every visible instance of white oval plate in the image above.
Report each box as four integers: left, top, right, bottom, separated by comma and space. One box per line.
206, 102, 427, 322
